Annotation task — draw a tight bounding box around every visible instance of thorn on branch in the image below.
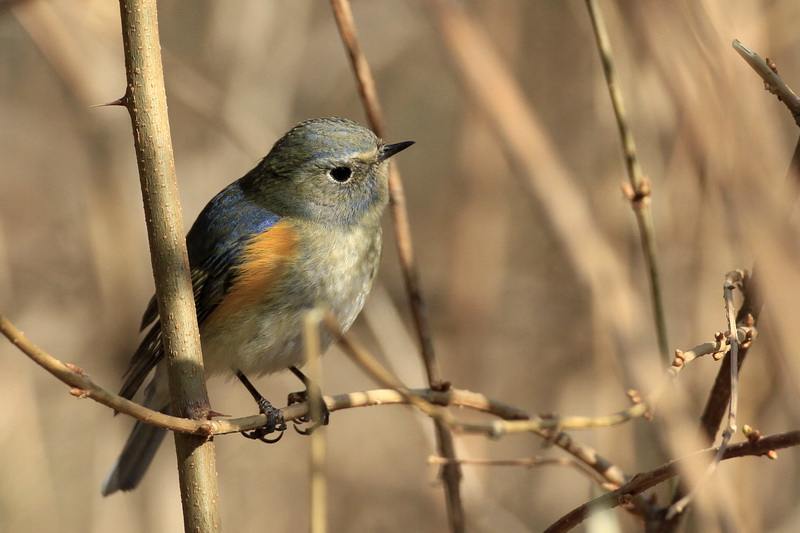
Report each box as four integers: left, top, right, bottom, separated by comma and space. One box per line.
90, 96, 127, 108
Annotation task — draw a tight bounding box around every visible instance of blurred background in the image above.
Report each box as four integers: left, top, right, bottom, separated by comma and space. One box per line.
2, 1, 800, 531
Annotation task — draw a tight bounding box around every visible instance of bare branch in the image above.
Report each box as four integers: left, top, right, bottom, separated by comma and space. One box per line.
732, 39, 800, 124
117, 1, 219, 528
328, 2, 462, 530
585, 0, 669, 364
545, 430, 800, 533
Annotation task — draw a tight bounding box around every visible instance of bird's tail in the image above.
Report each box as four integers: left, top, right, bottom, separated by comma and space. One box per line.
102, 369, 170, 496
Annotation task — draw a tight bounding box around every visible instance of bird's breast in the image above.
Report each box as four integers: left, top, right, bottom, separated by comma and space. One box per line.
200, 219, 382, 376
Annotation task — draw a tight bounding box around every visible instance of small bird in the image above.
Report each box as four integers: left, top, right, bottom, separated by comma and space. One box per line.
102, 117, 413, 495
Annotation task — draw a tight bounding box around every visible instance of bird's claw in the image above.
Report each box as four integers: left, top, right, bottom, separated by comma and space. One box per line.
241, 397, 287, 444
288, 388, 330, 435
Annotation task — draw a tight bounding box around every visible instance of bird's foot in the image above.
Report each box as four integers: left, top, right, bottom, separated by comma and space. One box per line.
236, 371, 287, 444
241, 397, 287, 444
288, 366, 330, 435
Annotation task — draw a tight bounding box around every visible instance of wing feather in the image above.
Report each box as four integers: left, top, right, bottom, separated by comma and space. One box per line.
118, 177, 281, 399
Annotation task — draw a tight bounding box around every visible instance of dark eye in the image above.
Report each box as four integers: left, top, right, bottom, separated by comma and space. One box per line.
329, 166, 352, 182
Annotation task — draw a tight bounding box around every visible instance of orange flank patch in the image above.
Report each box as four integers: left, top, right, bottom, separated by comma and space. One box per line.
206, 221, 299, 326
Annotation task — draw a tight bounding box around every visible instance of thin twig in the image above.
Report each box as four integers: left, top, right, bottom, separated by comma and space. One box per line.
545, 430, 800, 533
732, 39, 800, 125
4, 311, 643, 513
4, 310, 751, 439
328, 0, 440, 386
1, 312, 526, 434
664, 271, 761, 530
0, 314, 202, 433
665, 271, 745, 520
322, 312, 637, 500
428, 456, 608, 487
328, 2, 462, 531
0, 309, 521, 432
585, 0, 669, 363
304, 310, 327, 533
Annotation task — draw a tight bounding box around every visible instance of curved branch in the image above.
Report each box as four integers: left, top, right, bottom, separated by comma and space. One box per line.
1, 313, 527, 435
2, 313, 753, 438
545, 430, 800, 533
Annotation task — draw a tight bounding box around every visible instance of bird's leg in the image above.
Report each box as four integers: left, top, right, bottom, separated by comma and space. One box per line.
237, 371, 286, 443
287, 365, 330, 435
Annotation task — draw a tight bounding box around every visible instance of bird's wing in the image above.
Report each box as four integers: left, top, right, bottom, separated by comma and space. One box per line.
118, 179, 285, 400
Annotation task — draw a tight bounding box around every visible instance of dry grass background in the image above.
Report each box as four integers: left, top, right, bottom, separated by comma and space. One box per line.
2, 1, 800, 532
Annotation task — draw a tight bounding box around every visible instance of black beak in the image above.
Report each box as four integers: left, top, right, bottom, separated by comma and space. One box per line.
379, 141, 415, 162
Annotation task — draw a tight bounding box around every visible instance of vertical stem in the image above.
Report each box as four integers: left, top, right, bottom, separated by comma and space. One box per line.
117, 1, 220, 531
585, 0, 669, 364
304, 310, 328, 533
328, 0, 440, 386
328, 2, 463, 530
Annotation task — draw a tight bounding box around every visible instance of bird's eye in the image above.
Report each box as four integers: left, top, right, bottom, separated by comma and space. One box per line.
329, 166, 352, 182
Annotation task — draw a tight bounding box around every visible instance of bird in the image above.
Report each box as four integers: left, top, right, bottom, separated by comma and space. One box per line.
101, 117, 413, 495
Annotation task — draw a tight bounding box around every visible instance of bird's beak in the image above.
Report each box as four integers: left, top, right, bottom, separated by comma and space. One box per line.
379, 141, 415, 162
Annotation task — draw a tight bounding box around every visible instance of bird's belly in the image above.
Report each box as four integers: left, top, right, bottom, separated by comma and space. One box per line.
200, 302, 310, 376
200, 225, 381, 378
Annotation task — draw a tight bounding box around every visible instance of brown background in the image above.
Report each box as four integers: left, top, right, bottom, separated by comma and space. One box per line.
2, 1, 799, 532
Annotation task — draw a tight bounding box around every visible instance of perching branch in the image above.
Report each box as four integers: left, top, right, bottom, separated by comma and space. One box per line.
1, 306, 752, 439
116, 1, 219, 530
1, 313, 527, 435
3, 310, 636, 512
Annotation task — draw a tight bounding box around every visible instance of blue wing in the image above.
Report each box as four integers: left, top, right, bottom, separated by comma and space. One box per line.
119, 176, 281, 400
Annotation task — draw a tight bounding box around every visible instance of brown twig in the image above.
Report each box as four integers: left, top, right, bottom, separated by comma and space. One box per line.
328, 2, 462, 531
303, 310, 328, 533
0, 313, 526, 435
666, 271, 746, 520
428, 456, 609, 487
585, 0, 669, 364
2, 309, 648, 519
4, 308, 751, 441
328, 0, 440, 386
732, 40, 800, 125
545, 430, 800, 533
663, 271, 761, 530
323, 312, 638, 501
